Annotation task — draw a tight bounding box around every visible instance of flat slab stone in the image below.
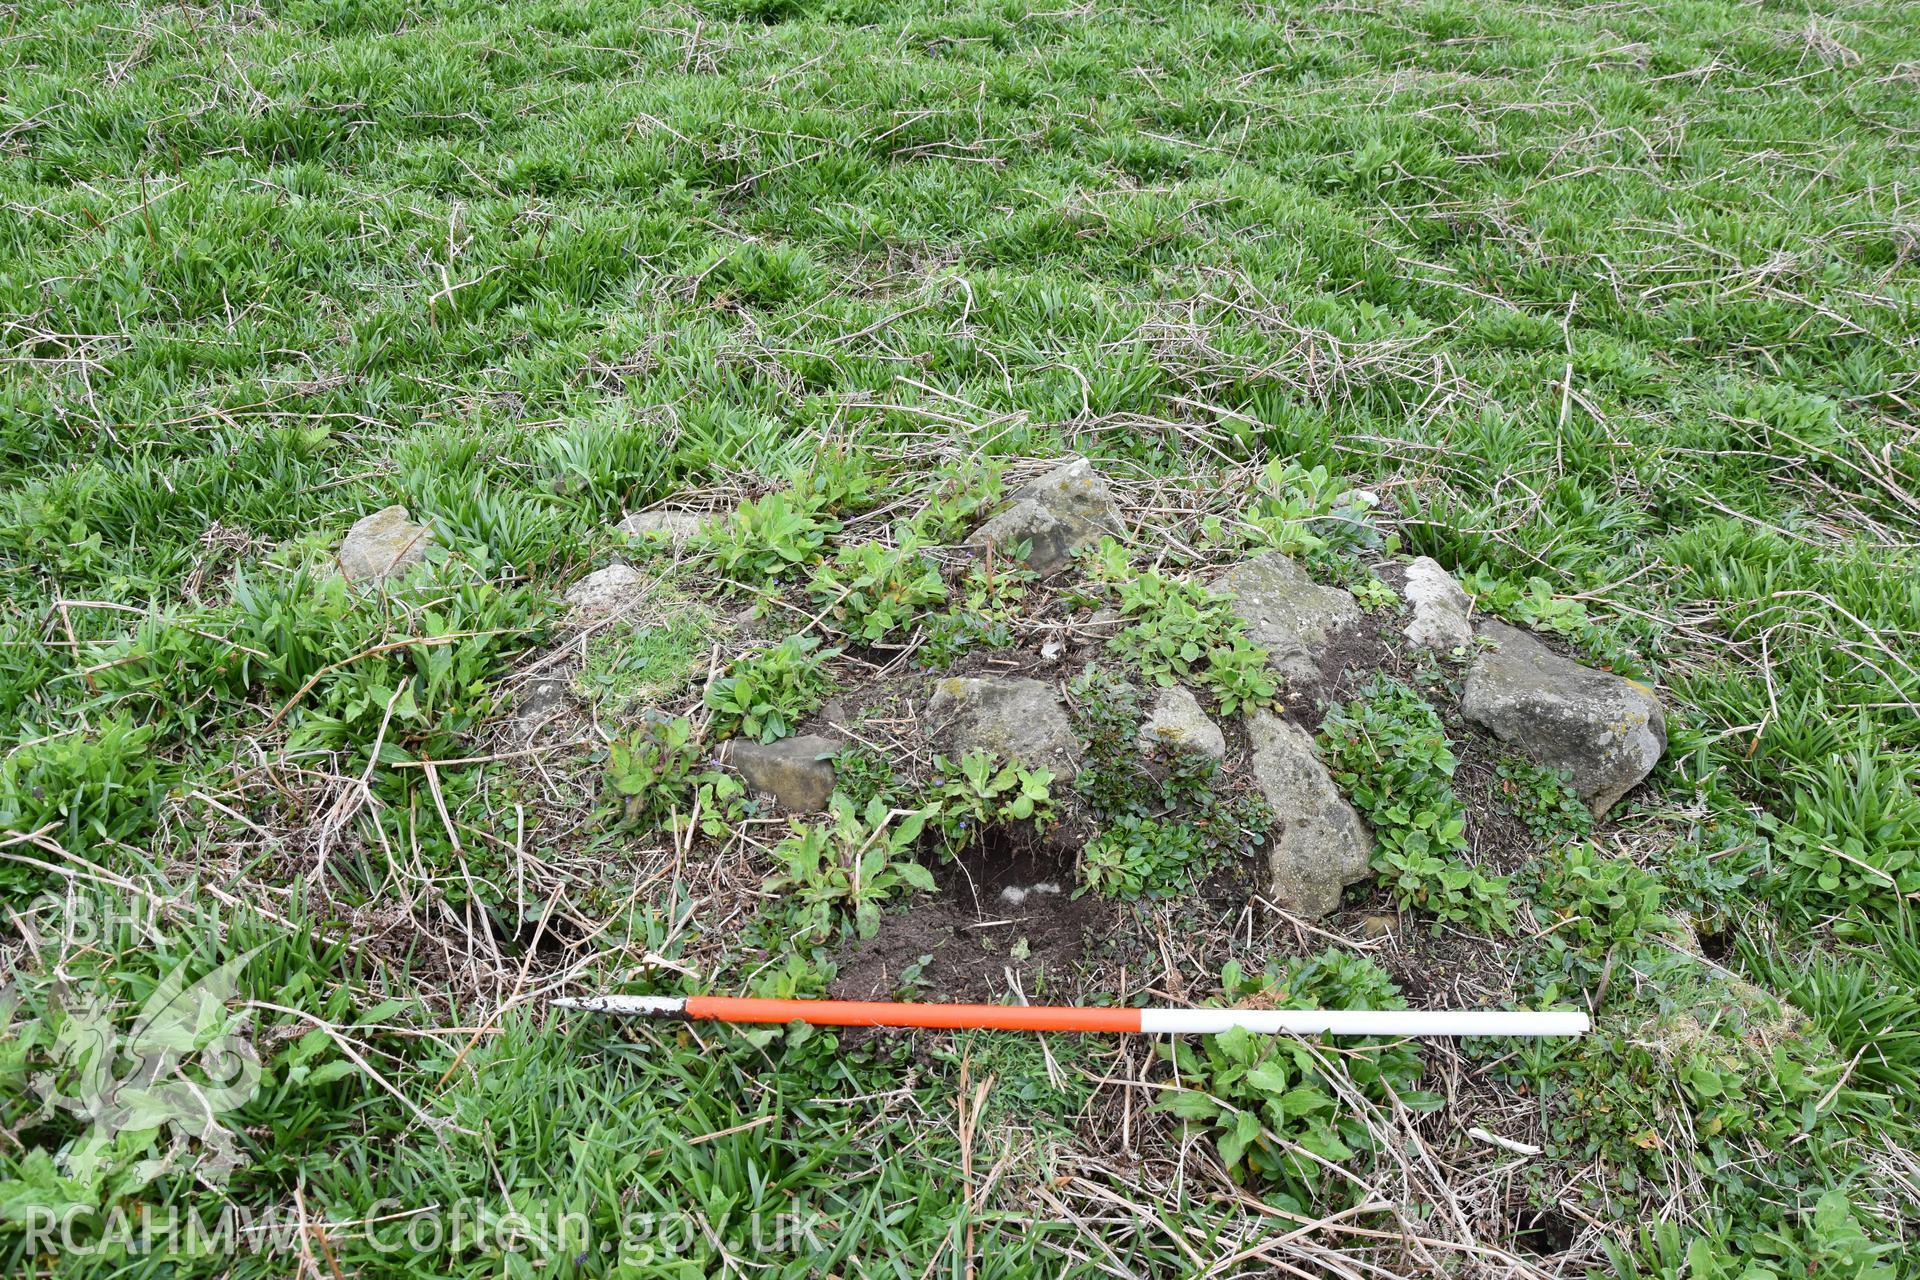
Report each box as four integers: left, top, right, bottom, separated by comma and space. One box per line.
1138, 685, 1225, 760
1219, 552, 1362, 688
968, 458, 1123, 575
1461, 621, 1665, 818
618, 510, 707, 545
564, 563, 652, 620
1247, 710, 1373, 919
338, 505, 433, 583
927, 675, 1080, 779
727, 733, 840, 812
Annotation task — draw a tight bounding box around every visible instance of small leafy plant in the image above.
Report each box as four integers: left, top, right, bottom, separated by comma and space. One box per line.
926, 750, 1057, 854
1455, 567, 1592, 639
1158, 954, 1436, 1212
1203, 459, 1386, 560
1319, 676, 1515, 933
698, 491, 839, 583
905, 460, 1008, 543
807, 541, 948, 643
1069, 665, 1276, 865
766, 796, 936, 941
1079, 815, 1213, 898
829, 742, 912, 811
605, 716, 746, 838
1087, 540, 1279, 715
704, 634, 838, 743
1496, 756, 1593, 842
920, 557, 1033, 666
1533, 844, 1672, 968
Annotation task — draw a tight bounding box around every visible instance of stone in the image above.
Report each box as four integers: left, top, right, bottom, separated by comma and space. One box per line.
618, 510, 707, 545
1461, 621, 1666, 818
1219, 552, 1362, 688
512, 677, 576, 739
338, 505, 433, 583
927, 676, 1080, 779
727, 734, 840, 812
968, 457, 1123, 575
1247, 711, 1373, 919
564, 563, 652, 620
1075, 607, 1126, 655
1402, 557, 1474, 653
1359, 914, 1396, 942
1138, 686, 1225, 760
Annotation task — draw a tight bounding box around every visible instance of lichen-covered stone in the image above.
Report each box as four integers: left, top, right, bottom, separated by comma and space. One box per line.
618, 510, 707, 545
564, 563, 651, 620
1247, 711, 1373, 919
727, 734, 840, 812
927, 675, 1079, 778
968, 458, 1122, 576
1138, 685, 1225, 760
1461, 621, 1665, 818
1402, 557, 1474, 653
1219, 552, 1362, 688
338, 505, 433, 583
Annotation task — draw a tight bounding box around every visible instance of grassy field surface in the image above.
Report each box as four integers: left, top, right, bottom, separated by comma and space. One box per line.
2, 0, 1918, 1275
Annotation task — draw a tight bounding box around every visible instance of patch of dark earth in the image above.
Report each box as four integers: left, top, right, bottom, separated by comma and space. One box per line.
830, 824, 1118, 1005
1349, 907, 1524, 1009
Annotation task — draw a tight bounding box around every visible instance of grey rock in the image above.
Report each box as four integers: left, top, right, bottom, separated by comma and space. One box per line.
928, 676, 1080, 779
513, 677, 575, 730
1461, 621, 1666, 818
338, 505, 433, 583
727, 734, 840, 812
564, 563, 652, 620
1138, 686, 1225, 760
618, 509, 707, 545
1247, 711, 1373, 919
1402, 557, 1474, 653
1219, 553, 1362, 688
969, 457, 1122, 575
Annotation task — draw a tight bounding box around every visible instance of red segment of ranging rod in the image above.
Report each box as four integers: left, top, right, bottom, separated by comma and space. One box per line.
690, 996, 1140, 1032
551, 994, 1590, 1038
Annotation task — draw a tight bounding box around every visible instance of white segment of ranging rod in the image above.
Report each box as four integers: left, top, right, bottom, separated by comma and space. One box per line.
1134, 1008, 1591, 1037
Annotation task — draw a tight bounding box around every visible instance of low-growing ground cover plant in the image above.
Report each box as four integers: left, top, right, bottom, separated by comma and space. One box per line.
808, 541, 949, 643
1319, 676, 1517, 934
698, 491, 839, 584
606, 715, 746, 838
1086, 539, 1280, 715
1157, 955, 1437, 1210
704, 633, 838, 742
925, 750, 1057, 855
766, 797, 936, 942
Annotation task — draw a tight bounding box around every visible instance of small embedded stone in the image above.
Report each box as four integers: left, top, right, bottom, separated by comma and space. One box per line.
726, 733, 840, 812
968, 457, 1123, 576
564, 563, 652, 620
618, 510, 707, 545
928, 675, 1080, 779
1247, 710, 1373, 919
1402, 557, 1474, 653
1138, 686, 1225, 760
1219, 552, 1362, 689
338, 505, 433, 583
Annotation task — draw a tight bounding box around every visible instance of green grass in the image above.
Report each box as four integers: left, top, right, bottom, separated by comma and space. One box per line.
3, 0, 1918, 1274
